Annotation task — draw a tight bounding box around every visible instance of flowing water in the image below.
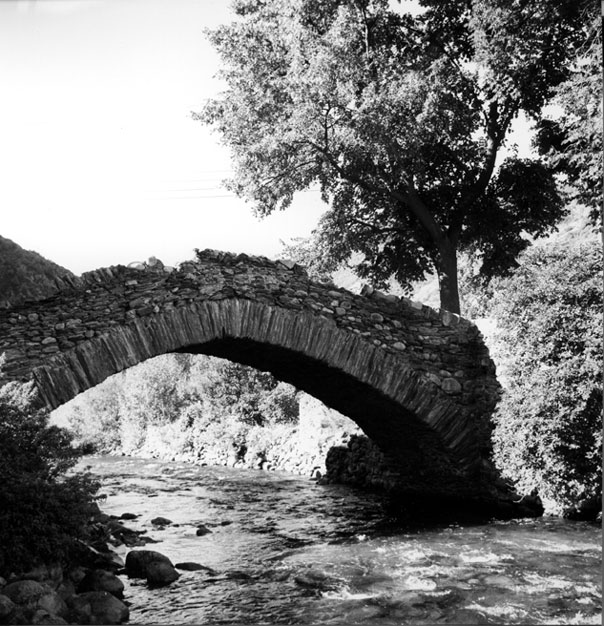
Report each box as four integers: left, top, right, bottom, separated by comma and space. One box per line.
82, 455, 601, 625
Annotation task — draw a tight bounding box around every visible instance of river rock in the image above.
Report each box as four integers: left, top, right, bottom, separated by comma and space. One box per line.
146, 561, 180, 587
36, 591, 68, 618
119, 512, 138, 520
196, 524, 212, 536
0, 594, 16, 622
151, 516, 173, 526
2, 580, 48, 607
77, 542, 124, 571
77, 570, 124, 599
125, 550, 173, 578
293, 569, 342, 592
55, 580, 76, 603
174, 562, 216, 573
69, 590, 129, 625
29, 609, 68, 624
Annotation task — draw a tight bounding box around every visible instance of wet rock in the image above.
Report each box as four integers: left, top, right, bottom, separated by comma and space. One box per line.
69, 590, 129, 625
77, 570, 124, 599
483, 574, 516, 587
79, 544, 126, 572
151, 516, 172, 526
293, 570, 342, 593
449, 608, 487, 624
204, 571, 253, 584
107, 522, 153, 548
225, 571, 252, 580
196, 524, 212, 536
119, 513, 137, 520
125, 550, 173, 578
146, 561, 180, 587
174, 563, 216, 574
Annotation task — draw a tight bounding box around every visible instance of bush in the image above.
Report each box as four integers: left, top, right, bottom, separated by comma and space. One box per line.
485, 233, 602, 516
0, 374, 99, 576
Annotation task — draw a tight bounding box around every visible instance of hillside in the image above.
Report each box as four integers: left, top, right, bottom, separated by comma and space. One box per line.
0, 235, 73, 308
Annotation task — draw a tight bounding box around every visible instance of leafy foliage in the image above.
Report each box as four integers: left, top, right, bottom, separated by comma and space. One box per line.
484, 230, 602, 516
60, 354, 300, 457
0, 373, 99, 576
197, 0, 588, 312
534, 7, 602, 222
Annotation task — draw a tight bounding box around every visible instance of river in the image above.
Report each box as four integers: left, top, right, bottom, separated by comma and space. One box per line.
81, 455, 601, 625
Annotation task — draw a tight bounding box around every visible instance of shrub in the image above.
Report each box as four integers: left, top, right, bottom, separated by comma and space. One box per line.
0, 375, 99, 576
485, 233, 602, 516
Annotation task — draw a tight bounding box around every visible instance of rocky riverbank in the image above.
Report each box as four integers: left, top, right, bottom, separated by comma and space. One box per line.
107, 394, 363, 481
0, 503, 188, 625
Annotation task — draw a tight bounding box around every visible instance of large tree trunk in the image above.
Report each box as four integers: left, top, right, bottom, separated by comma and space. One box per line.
435, 243, 460, 315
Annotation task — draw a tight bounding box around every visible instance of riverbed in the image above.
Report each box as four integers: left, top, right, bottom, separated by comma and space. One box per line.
81, 455, 601, 625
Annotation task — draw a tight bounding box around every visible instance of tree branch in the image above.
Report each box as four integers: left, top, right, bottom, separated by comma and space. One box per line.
351, 217, 401, 235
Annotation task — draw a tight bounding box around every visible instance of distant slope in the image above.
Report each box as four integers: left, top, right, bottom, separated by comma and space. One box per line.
0, 235, 73, 308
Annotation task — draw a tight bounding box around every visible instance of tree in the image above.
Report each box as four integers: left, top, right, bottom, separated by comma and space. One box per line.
484, 232, 602, 517
534, 8, 602, 224
198, 0, 590, 313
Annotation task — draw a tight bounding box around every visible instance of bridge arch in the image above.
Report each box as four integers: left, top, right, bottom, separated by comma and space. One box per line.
0, 250, 501, 498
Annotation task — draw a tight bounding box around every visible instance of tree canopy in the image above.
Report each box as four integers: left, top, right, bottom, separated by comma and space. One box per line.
198, 0, 593, 313
534, 10, 602, 224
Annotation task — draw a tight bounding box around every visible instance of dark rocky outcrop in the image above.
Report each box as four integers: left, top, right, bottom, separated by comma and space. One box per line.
0, 235, 73, 309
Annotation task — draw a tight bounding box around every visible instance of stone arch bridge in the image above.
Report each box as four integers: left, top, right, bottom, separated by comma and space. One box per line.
0, 249, 504, 504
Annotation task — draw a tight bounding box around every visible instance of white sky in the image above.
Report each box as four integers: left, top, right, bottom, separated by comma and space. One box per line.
0, 0, 533, 276
0, 0, 328, 274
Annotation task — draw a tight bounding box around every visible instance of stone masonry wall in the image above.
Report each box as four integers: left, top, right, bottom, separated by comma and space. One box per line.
0, 249, 501, 488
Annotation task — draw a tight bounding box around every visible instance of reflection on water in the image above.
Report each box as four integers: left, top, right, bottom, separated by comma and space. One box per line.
81, 456, 601, 625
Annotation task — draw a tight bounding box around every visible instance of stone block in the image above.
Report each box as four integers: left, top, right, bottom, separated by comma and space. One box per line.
441, 378, 462, 394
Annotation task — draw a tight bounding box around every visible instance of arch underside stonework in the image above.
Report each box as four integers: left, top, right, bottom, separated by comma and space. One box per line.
0, 252, 502, 501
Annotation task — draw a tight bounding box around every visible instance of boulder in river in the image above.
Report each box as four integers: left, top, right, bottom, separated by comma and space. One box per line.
146, 561, 180, 587
77, 569, 124, 599
126, 550, 178, 584
69, 590, 129, 625
174, 562, 217, 574
151, 516, 173, 526
196, 524, 212, 536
